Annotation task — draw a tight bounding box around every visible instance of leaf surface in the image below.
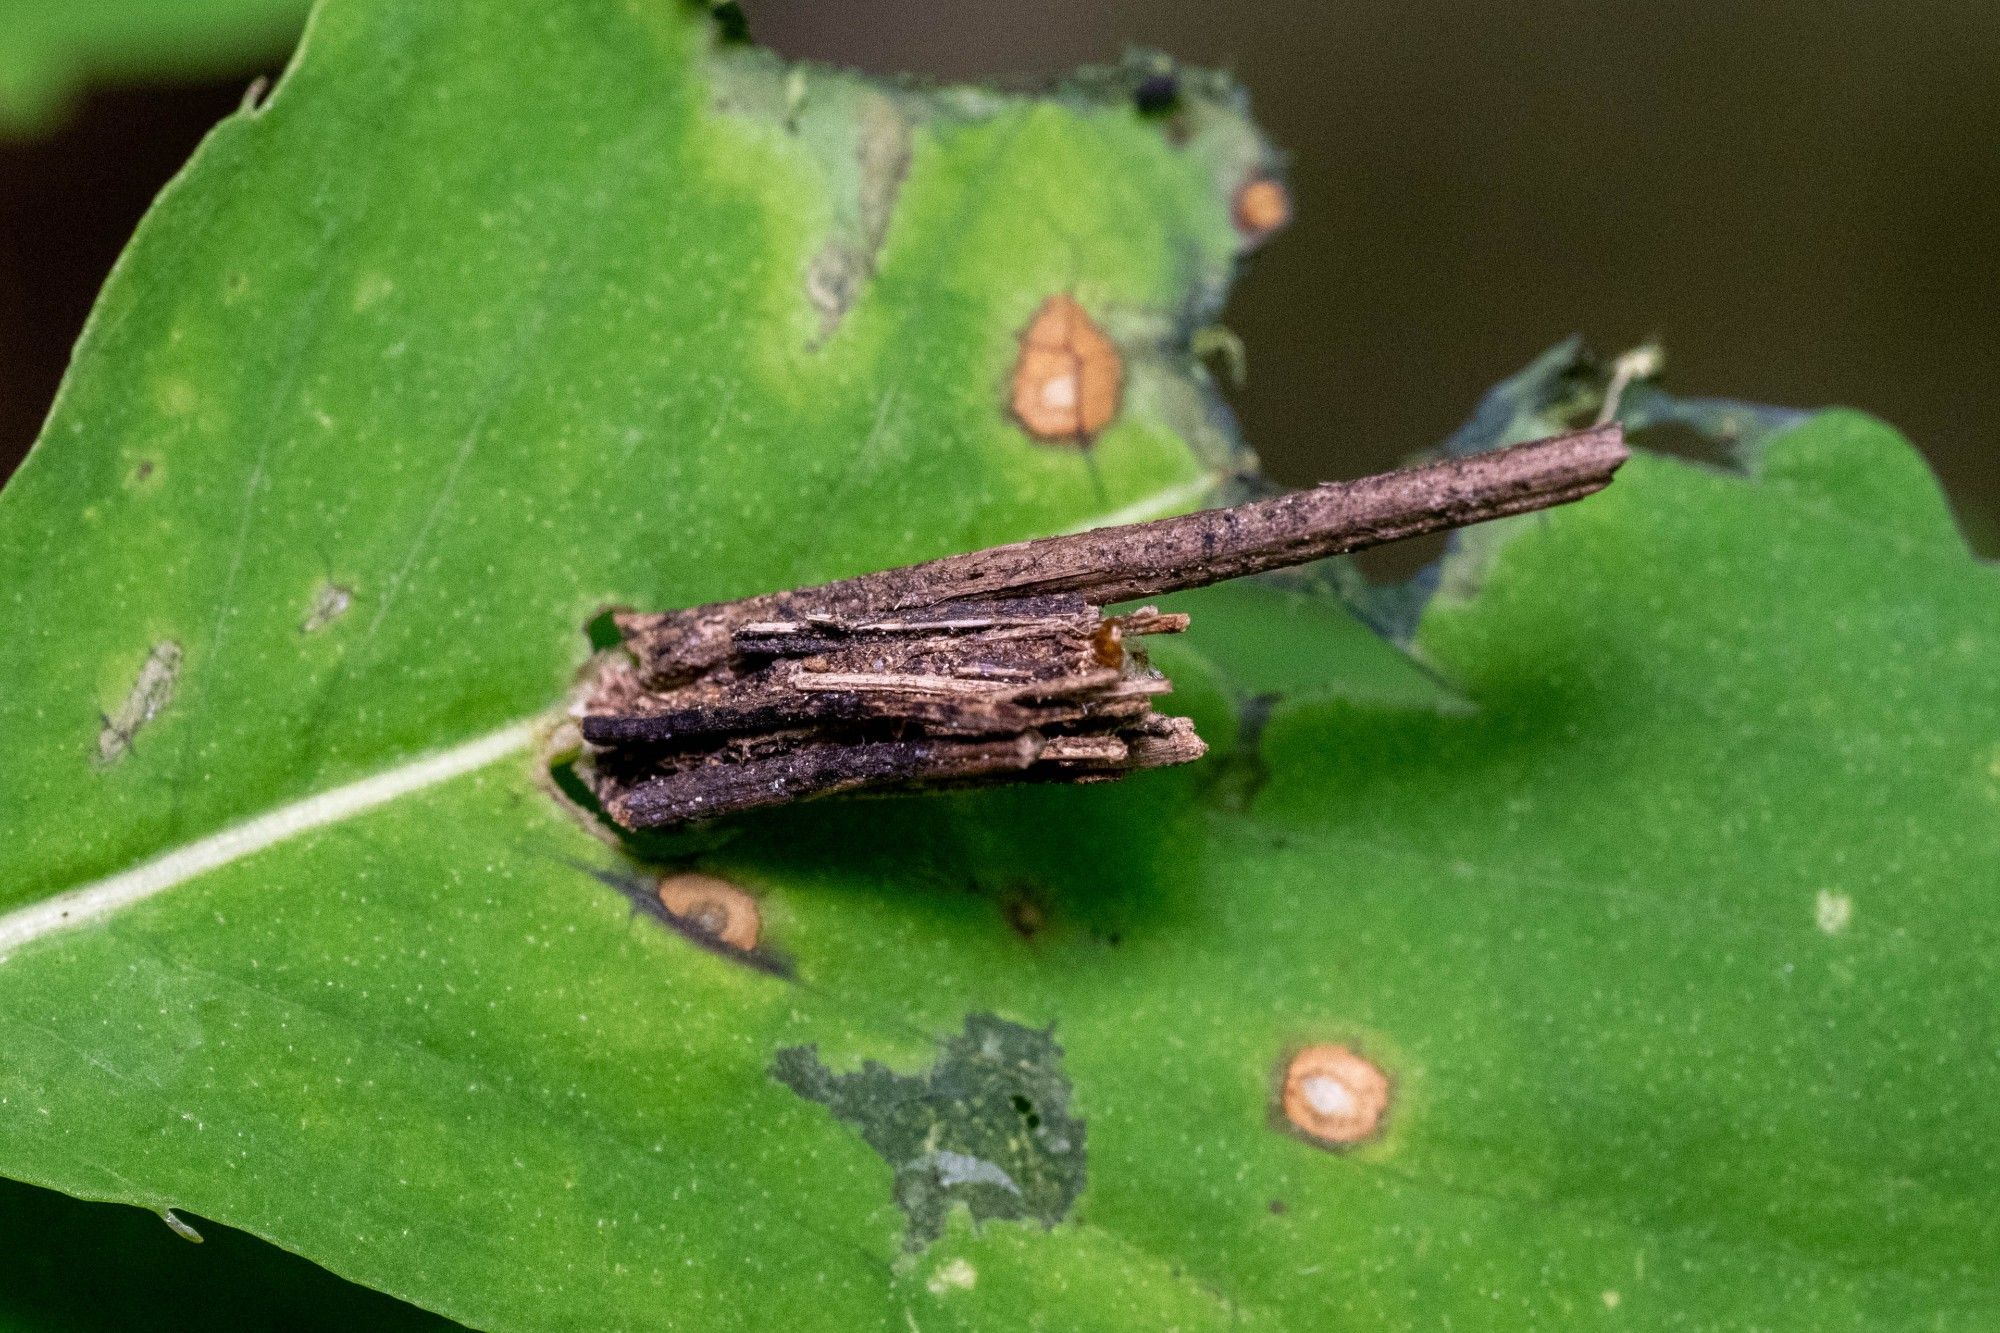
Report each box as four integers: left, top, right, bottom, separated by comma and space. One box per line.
2, 3, 1996, 1330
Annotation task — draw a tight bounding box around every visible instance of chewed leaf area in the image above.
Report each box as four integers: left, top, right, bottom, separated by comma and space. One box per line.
772, 1014, 1085, 1249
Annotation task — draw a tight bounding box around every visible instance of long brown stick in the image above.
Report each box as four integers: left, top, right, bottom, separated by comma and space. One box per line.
816, 423, 1628, 607
618, 425, 1627, 679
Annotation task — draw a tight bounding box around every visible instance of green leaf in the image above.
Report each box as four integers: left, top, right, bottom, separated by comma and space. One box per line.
0, 0, 304, 133
4, 5, 1997, 1332
0, 0, 1269, 1325
1, 0, 1260, 913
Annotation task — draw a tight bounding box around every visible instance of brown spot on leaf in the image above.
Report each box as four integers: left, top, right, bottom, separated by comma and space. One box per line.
1010, 295, 1123, 446
1234, 176, 1291, 245
1280, 1044, 1389, 1148
1001, 891, 1046, 939
658, 872, 761, 952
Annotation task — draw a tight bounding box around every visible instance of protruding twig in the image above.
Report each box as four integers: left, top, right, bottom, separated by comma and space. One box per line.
580, 426, 1627, 828
616, 425, 1626, 683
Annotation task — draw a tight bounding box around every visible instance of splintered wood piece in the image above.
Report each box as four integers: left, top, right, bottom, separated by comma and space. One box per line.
609, 734, 1045, 828
578, 426, 1627, 829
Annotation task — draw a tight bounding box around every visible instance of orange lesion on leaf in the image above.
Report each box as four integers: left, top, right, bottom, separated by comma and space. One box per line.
1010, 294, 1123, 446
657, 872, 761, 952
1280, 1043, 1389, 1148
1234, 175, 1292, 246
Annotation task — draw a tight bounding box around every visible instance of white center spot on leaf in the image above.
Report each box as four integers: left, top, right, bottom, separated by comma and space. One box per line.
1814, 890, 1853, 935
1301, 1073, 1357, 1120
1040, 373, 1079, 412
926, 1258, 976, 1296
656, 873, 761, 952
1009, 293, 1122, 444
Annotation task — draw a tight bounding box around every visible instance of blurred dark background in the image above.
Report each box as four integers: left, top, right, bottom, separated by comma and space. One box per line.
3, 0, 1996, 549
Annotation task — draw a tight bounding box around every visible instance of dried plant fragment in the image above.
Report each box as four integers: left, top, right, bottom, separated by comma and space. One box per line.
96, 640, 183, 766
578, 427, 1628, 830
1010, 294, 1123, 444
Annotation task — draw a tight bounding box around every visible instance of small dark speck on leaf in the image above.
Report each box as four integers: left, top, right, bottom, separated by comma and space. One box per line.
1001, 891, 1046, 940
772, 1013, 1085, 1249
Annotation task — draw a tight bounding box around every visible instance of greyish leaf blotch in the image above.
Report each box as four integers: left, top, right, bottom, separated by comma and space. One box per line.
771, 1013, 1086, 1249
